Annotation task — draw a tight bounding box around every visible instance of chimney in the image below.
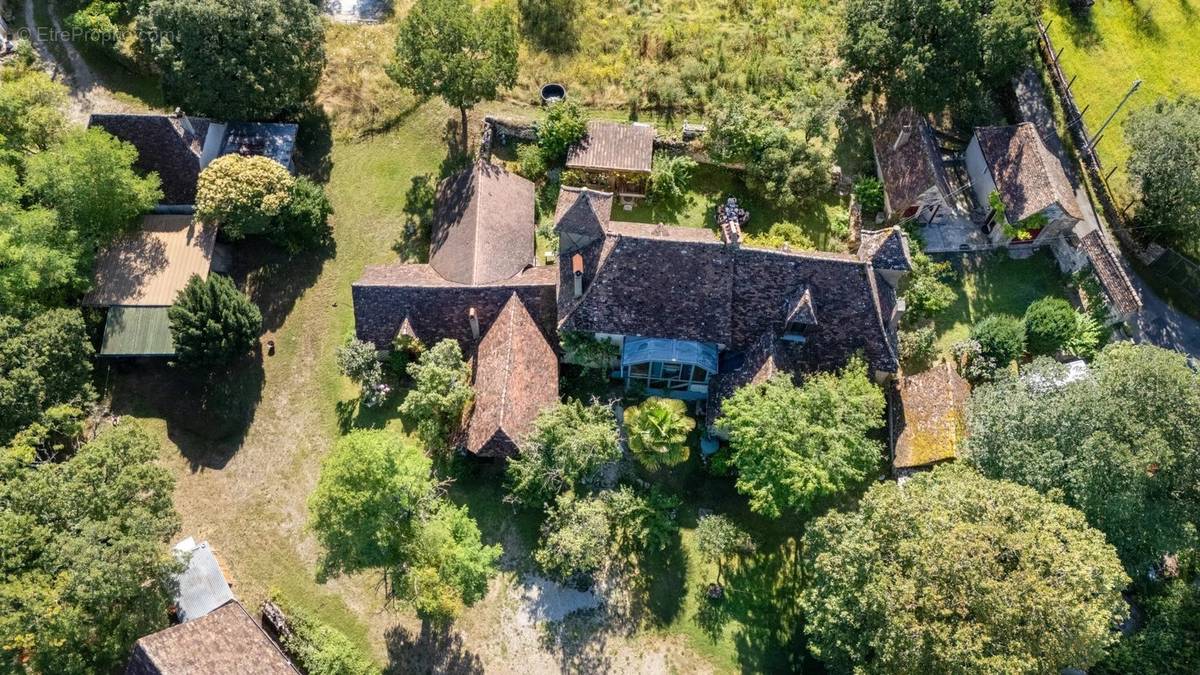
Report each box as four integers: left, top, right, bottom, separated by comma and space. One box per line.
572, 254, 584, 298
889, 298, 907, 333
468, 307, 480, 340
893, 122, 913, 152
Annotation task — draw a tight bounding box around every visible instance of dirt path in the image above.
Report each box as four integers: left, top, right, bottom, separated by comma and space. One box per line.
22, 0, 147, 122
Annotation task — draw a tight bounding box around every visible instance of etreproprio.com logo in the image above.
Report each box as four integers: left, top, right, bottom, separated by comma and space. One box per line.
11, 26, 175, 45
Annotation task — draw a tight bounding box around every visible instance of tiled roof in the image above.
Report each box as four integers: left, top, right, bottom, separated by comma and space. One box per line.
430, 162, 537, 285
893, 363, 971, 470
558, 215, 899, 375
555, 187, 612, 252
871, 108, 950, 214
465, 293, 559, 457
858, 227, 913, 271
89, 114, 210, 205
84, 215, 216, 307
125, 602, 298, 675
975, 123, 1084, 222
566, 121, 655, 174
1079, 230, 1142, 316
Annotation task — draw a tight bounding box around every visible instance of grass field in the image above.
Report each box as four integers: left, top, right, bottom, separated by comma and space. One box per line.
930, 251, 1074, 354
1044, 0, 1200, 205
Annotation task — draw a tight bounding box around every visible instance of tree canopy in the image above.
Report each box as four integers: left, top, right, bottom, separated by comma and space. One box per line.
0, 424, 181, 674
0, 309, 94, 447
1023, 297, 1077, 356
168, 274, 263, 368
840, 0, 1039, 119
624, 397, 694, 471
801, 464, 1129, 675
717, 360, 885, 518
965, 344, 1200, 575
399, 339, 473, 450
1125, 96, 1200, 244
0, 64, 67, 154
142, 0, 325, 120
196, 155, 296, 238
505, 399, 621, 507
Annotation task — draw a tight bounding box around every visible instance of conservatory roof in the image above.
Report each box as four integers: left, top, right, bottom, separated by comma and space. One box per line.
620, 337, 718, 373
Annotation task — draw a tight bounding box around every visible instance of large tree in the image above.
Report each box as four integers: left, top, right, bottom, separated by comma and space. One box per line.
24, 128, 162, 247
0, 64, 68, 154
0, 309, 94, 447
965, 345, 1200, 575
390, 0, 519, 149
1125, 96, 1200, 244
195, 155, 295, 239
395, 501, 501, 623
624, 397, 694, 471
505, 399, 621, 507
840, 0, 1038, 118
399, 339, 473, 450
801, 465, 1129, 675
168, 274, 263, 368
141, 0, 325, 120
717, 360, 885, 518
0, 201, 86, 315
0, 424, 181, 674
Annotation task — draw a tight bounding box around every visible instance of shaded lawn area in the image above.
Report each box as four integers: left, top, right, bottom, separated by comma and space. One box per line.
1044, 0, 1200, 206
613, 163, 850, 252
930, 250, 1072, 354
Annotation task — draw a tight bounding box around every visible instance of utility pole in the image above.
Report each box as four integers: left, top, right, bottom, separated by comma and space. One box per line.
1089, 79, 1142, 149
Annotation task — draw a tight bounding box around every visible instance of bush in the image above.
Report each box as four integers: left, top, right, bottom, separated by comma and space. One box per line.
196, 155, 295, 239
518, 0, 580, 54
537, 100, 587, 164
1023, 297, 1077, 356
276, 602, 378, 675
899, 326, 937, 369
952, 338, 997, 383
336, 337, 388, 407
515, 143, 547, 181
970, 315, 1025, 367
648, 152, 697, 203
1065, 312, 1103, 360
624, 397, 695, 470
853, 177, 885, 215
168, 274, 262, 367
902, 251, 957, 320
744, 222, 815, 251
271, 177, 333, 253
399, 339, 473, 449
535, 492, 610, 586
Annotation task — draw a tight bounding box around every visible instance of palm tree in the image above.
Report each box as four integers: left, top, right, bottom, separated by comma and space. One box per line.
624, 397, 695, 470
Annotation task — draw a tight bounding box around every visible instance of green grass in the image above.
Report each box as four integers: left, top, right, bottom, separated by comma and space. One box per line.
929, 250, 1073, 354
1044, 0, 1200, 205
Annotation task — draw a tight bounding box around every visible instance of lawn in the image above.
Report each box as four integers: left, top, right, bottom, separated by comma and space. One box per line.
1043, 0, 1200, 205
929, 250, 1074, 354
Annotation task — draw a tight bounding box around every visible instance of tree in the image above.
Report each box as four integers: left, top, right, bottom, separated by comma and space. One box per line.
168, 274, 263, 367
390, 0, 519, 149
624, 397, 694, 470
648, 153, 697, 204
24, 128, 162, 247
1097, 554, 1200, 675
195, 155, 296, 239
399, 339, 473, 449
0, 202, 87, 315
505, 399, 621, 507
0, 309, 95, 446
840, 0, 1039, 119
335, 337, 389, 408
965, 345, 1200, 575
536, 100, 586, 164
308, 430, 435, 576
694, 514, 753, 586
0, 64, 68, 153
717, 360, 885, 518
396, 501, 501, 623
1125, 96, 1200, 244
902, 250, 957, 320
142, 0, 325, 120
801, 465, 1129, 675
970, 314, 1026, 366
1023, 297, 1077, 356
271, 177, 333, 253
518, 0, 580, 54
0, 424, 181, 674
534, 492, 610, 585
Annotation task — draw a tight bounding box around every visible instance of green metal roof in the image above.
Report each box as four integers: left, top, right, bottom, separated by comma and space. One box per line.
100, 306, 175, 357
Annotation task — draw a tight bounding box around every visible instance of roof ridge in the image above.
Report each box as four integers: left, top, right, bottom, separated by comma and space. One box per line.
495, 295, 518, 427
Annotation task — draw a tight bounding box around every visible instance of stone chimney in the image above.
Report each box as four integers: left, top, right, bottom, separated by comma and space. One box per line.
893, 123, 912, 152
889, 297, 907, 334
572, 254, 584, 298
469, 307, 480, 340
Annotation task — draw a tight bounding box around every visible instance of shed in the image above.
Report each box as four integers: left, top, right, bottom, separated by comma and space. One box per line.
893, 363, 971, 472
566, 121, 655, 197
172, 538, 235, 623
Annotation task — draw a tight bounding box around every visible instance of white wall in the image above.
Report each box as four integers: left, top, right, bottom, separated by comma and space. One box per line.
965, 136, 995, 213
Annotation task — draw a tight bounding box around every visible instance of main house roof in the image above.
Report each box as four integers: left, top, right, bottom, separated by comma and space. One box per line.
566, 121, 655, 174
872, 108, 951, 215
974, 122, 1083, 222
430, 162, 537, 285
125, 602, 298, 675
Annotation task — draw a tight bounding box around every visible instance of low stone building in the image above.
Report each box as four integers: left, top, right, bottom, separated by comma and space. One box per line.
892, 363, 971, 476
566, 120, 655, 201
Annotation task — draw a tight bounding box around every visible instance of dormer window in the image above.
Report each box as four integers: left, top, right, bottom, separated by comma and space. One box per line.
783, 321, 811, 343
782, 288, 817, 343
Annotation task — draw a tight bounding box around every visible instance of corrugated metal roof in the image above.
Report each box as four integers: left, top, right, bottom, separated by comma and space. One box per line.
85, 215, 216, 307
100, 306, 176, 357
172, 539, 235, 623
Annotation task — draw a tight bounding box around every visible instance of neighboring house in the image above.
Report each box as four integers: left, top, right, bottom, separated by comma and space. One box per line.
556, 187, 906, 421
353, 161, 559, 458
892, 362, 971, 476
125, 601, 299, 675
172, 538, 235, 623
83, 215, 218, 358
965, 123, 1083, 246
871, 108, 956, 223
88, 112, 298, 211
565, 121, 655, 202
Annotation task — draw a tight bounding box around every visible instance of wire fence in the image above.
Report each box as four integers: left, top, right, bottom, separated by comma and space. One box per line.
1037, 19, 1200, 315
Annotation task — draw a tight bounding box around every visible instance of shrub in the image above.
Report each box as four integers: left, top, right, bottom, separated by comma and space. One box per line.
399, 339, 473, 449
515, 143, 547, 181
695, 514, 754, 585
624, 397, 695, 470
899, 326, 937, 369
952, 338, 997, 383
336, 338, 389, 407
1065, 312, 1103, 360
196, 155, 295, 238
648, 152, 697, 203
534, 492, 610, 586
276, 602, 378, 675
970, 315, 1025, 366
1023, 297, 1077, 356
853, 177, 885, 214
902, 251, 957, 320
168, 274, 262, 367
745, 222, 815, 250
271, 177, 333, 253
536, 100, 587, 164
518, 0, 580, 54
